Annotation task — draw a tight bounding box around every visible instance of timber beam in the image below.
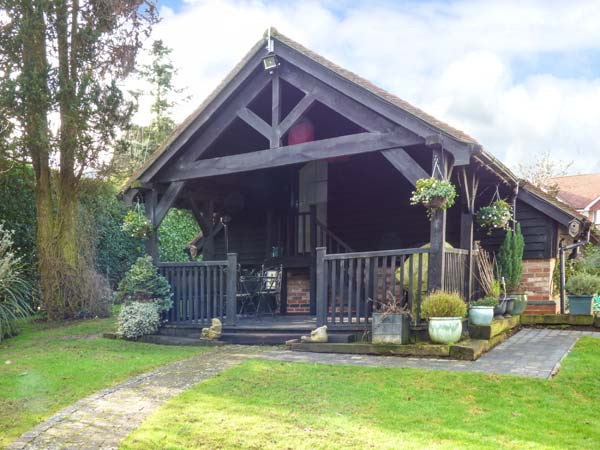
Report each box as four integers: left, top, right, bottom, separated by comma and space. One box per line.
275, 40, 475, 163
159, 129, 423, 182
381, 147, 429, 187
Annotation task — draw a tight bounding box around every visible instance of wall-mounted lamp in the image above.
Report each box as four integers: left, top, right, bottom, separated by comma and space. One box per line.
263, 54, 279, 72
263, 27, 280, 74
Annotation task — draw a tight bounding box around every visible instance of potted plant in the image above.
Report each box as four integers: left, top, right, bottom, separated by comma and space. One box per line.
371, 291, 411, 345
410, 177, 457, 219
497, 223, 527, 315
122, 208, 153, 239
474, 249, 506, 319
469, 297, 498, 326
476, 199, 513, 234
421, 291, 467, 344
565, 273, 600, 316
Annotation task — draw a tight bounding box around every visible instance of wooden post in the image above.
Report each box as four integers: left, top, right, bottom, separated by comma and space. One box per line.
145, 189, 159, 262
309, 205, 317, 254
428, 148, 446, 292
459, 166, 479, 300
265, 209, 273, 258
460, 211, 474, 300
226, 252, 238, 325
271, 74, 282, 148
316, 247, 327, 326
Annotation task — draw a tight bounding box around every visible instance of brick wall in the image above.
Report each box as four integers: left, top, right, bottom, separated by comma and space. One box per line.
519, 258, 559, 314
286, 269, 311, 313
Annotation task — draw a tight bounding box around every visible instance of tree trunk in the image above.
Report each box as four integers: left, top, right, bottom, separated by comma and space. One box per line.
21, 0, 62, 319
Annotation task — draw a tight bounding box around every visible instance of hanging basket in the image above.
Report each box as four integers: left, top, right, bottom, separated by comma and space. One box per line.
122, 207, 153, 239
410, 177, 457, 219
424, 195, 448, 210
476, 199, 513, 234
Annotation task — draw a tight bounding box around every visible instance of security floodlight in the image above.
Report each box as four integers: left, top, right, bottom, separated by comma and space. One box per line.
263, 54, 279, 72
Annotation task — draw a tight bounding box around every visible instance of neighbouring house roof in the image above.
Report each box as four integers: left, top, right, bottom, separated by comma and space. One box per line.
519, 181, 587, 223
550, 173, 600, 211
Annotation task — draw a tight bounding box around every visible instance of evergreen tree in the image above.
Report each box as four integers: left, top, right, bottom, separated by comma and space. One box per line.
0, 0, 158, 319
109, 40, 185, 182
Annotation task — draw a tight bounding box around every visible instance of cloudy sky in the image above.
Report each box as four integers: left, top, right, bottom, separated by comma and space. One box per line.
136, 0, 600, 174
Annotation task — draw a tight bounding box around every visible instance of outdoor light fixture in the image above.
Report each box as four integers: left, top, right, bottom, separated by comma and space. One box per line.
263, 54, 279, 72
263, 27, 279, 74
221, 215, 232, 255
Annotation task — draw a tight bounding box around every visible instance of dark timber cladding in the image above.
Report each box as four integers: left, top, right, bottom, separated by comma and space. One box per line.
119, 29, 591, 336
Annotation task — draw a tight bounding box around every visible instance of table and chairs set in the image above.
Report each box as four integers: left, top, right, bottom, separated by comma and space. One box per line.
237, 265, 283, 316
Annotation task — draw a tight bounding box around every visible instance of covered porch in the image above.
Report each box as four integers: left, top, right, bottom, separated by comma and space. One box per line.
122, 29, 517, 340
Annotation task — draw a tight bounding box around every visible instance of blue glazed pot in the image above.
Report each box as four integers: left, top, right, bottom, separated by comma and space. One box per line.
428, 317, 462, 344
511, 294, 528, 315
469, 306, 494, 326
568, 295, 594, 316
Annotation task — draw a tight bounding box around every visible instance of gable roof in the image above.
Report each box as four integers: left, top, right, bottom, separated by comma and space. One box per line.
121, 28, 482, 193
119, 28, 596, 236
550, 173, 600, 210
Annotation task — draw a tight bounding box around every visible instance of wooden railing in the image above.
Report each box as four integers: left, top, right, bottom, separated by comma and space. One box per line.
443, 248, 471, 300
267, 207, 352, 258
157, 253, 238, 326
316, 247, 430, 328
314, 217, 353, 254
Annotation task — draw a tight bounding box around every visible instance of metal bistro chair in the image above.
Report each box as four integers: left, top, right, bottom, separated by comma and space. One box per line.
237, 268, 261, 316
255, 265, 283, 316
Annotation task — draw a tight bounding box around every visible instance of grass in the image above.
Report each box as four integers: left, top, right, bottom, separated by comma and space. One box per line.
122, 338, 600, 449
0, 315, 207, 448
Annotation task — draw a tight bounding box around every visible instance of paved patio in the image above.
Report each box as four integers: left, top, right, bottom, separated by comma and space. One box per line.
7, 328, 600, 449
262, 328, 600, 378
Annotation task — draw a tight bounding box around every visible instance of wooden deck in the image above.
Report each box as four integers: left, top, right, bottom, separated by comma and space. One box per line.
160, 314, 367, 345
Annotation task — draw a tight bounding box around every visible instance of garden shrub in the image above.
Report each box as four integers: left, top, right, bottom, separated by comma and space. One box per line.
0, 223, 32, 341
116, 256, 172, 312
421, 291, 466, 319
118, 301, 160, 339
565, 273, 600, 296
158, 208, 200, 262
497, 223, 524, 292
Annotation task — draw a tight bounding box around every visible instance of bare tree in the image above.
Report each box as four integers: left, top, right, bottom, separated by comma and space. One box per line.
517, 150, 573, 197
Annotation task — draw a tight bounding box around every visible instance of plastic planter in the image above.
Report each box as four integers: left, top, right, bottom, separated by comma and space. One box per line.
428, 317, 462, 344
568, 295, 594, 316
372, 313, 410, 344
469, 306, 494, 326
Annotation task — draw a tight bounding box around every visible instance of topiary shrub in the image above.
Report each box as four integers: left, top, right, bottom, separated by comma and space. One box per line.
116, 256, 172, 312
421, 291, 467, 319
118, 302, 160, 339
565, 273, 600, 297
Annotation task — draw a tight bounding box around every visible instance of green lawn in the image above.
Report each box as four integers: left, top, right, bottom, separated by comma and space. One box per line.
122, 337, 600, 449
0, 316, 207, 448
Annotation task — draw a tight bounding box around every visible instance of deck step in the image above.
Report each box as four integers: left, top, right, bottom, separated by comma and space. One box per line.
219, 332, 361, 345
140, 334, 224, 347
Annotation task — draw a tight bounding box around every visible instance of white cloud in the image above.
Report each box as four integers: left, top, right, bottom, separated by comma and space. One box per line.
128, 0, 600, 173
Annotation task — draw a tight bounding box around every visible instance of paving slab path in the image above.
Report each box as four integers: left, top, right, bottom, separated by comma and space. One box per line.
261, 328, 600, 378
7, 328, 600, 449
7, 346, 265, 450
